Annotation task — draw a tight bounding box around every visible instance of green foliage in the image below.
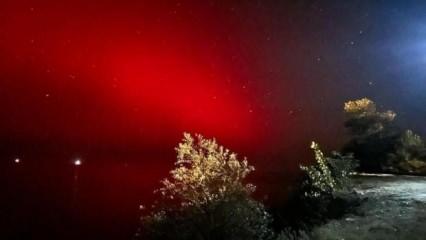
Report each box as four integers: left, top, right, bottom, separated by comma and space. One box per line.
300, 142, 336, 198
158, 133, 255, 207
327, 151, 359, 189
387, 130, 426, 174
392, 130, 424, 160
139, 195, 273, 240
300, 142, 357, 198
272, 142, 359, 235
343, 98, 396, 137
343, 98, 401, 172
137, 133, 273, 240
343, 98, 426, 175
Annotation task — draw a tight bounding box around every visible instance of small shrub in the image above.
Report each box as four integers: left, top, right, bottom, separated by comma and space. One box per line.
272, 142, 359, 234
158, 133, 256, 206
137, 133, 273, 240
327, 151, 359, 191
300, 142, 336, 198
300, 142, 357, 198
387, 130, 426, 174
139, 195, 273, 240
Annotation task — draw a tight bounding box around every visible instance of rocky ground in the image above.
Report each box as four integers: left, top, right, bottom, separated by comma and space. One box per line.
311, 174, 426, 240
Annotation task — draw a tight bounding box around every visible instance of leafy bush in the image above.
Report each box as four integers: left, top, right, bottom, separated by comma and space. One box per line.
387, 130, 426, 174
158, 133, 256, 206
300, 142, 336, 198
343, 98, 396, 136
342, 98, 401, 172
343, 98, 426, 174
137, 133, 274, 240
327, 151, 359, 191
300, 142, 357, 198
272, 142, 359, 234
139, 195, 272, 240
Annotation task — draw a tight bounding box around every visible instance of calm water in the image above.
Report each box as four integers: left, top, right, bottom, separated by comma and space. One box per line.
2, 157, 169, 239
2, 156, 290, 239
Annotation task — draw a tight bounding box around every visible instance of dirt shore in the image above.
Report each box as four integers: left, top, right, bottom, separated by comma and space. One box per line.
311, 174, 426, 240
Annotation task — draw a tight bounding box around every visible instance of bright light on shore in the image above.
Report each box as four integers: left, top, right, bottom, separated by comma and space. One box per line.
74, 159, 82, 166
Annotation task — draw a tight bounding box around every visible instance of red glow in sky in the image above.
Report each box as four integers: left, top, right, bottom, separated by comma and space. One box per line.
1, 3, 288, 238
5, 1, 410, 239
0, 1, 273, 155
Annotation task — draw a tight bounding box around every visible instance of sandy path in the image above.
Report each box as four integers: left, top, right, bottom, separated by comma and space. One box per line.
312, 174, 426, 240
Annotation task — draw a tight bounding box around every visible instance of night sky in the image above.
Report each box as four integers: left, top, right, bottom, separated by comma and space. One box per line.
1, 0, 426, 239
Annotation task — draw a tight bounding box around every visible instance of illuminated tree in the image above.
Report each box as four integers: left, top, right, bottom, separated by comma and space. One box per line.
138, 133, 273, 240
300, 142, 336, 198
342, 98, 426, 174
300, 142, 356, 198
343, 98, 401, 172
159, 133, 256, 206
343, 98, 396, 136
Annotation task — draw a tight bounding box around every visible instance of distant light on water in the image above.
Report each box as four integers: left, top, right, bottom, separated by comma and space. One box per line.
74, 159, 82, 166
